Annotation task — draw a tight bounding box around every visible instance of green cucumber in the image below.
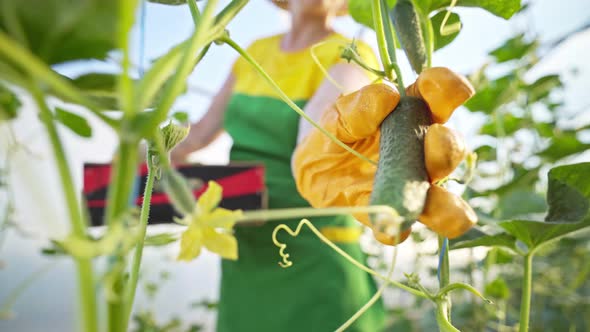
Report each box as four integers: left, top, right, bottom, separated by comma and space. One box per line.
392, 0, 428, 74
370, 97, 432, 228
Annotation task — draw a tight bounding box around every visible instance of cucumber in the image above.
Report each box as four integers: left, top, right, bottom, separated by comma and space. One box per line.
392, 0, 428, 74
370, 97, 432, 228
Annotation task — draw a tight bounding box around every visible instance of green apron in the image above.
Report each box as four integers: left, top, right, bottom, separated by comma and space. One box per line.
217, 34, 385, 332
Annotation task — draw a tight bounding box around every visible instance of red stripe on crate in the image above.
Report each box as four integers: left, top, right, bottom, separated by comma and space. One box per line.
87, 167, 265, 207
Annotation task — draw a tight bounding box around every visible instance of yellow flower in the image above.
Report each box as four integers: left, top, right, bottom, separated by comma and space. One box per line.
177, 181, 242, 261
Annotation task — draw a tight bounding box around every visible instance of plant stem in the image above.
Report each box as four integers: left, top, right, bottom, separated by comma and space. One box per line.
519, 253, 534, 332
379, 0, 406, 94
117, 0, 139, 116
435, 299, 461, 332
437, 236, 452, 325
335, 240, 399, 332
239, 206, 400, 224
29, 83, 98, 332
122, 157, 157, 328
372, 0, 393, 80
221, 36, 378, 166
423, 16, 435, 69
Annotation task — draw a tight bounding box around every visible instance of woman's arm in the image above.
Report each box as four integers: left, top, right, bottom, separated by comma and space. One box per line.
296, 63, 373, 144
170, 74, 236, 163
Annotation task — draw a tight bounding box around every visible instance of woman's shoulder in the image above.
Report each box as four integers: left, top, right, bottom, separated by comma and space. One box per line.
245, 33, 284, 53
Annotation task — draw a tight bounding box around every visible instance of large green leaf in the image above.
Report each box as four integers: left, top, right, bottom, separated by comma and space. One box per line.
545, 163, 590, 222
454, 163, 590, 251
0, 0, 118, 65
431, 10, 461, 50
497, 189, 547, 220
414, 0, 521, 19
451, 231, 517, 251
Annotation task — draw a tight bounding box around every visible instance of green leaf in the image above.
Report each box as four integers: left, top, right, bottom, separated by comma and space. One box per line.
54, 107, 92, 137
538, 131, 590, 162
545, 163, 590, 222
526, 74, 562, 103
171, 111, 189, 123
0, 83, 21, 121
497, 189, 547, 220
431, 11, 461, 50
144, 233, 178, 246
535, 122, 555, 137
484, 277, 511, 300
451, 231, 517, 251
0, 0, 119, 65
480, 113, 525, 136
489, 33, 537, 63
484, 247, 514, 265
496, 163, 590, 249
464, 73, 520, 113
67, 72, 119, 110
415, 0, 521, 19
473, 144, 496, 161
348, 0, 397, 29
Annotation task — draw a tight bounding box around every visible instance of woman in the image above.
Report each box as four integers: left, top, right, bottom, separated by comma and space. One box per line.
171, 1, 386, 331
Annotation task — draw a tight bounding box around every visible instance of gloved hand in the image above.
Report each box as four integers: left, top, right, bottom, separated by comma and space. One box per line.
292, 67, 475, 243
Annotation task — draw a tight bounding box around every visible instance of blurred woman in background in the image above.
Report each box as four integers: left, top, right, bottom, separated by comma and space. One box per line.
171, 1, 386, 330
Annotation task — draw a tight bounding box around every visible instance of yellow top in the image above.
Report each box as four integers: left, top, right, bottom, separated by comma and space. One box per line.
231, 33, 380, 100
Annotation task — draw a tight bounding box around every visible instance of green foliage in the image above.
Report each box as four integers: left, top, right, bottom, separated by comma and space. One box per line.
348, 0, 397, 30
489, 33, 538, 63
430, 10, 461, 50
485, 277, 510, 300
413, 0, 521, 19
0, 83, 20, 121
55, 107, 92, 138
0, 0, 118, 65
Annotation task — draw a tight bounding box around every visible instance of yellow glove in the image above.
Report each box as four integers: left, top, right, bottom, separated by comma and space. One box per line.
293, 67, 475, 242
293, 83, 400, 227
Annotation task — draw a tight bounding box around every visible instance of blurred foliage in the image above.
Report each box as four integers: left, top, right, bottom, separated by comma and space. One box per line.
378, 15, 590, 331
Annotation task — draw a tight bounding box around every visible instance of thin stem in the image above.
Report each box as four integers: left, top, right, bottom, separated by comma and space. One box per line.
239, 206, 400, 224
437, 282, 491, 303
379, 0, 406, 94
344, 46, 387, 77
335, 242, 399, 332
372, 0, 393, 80
437, 236, 452, 324
77, 260, 99, 332
144, 0, 219, 132
422, 9, 435, 69
435, 300, 461, 332
188, 0, 202, 24
29, 82, 98, 332
122, 158, 157, 328
519, 253, 534, 332
118, 0, 139, 116
222, 36, 378, 166
271, 219, 424, 298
